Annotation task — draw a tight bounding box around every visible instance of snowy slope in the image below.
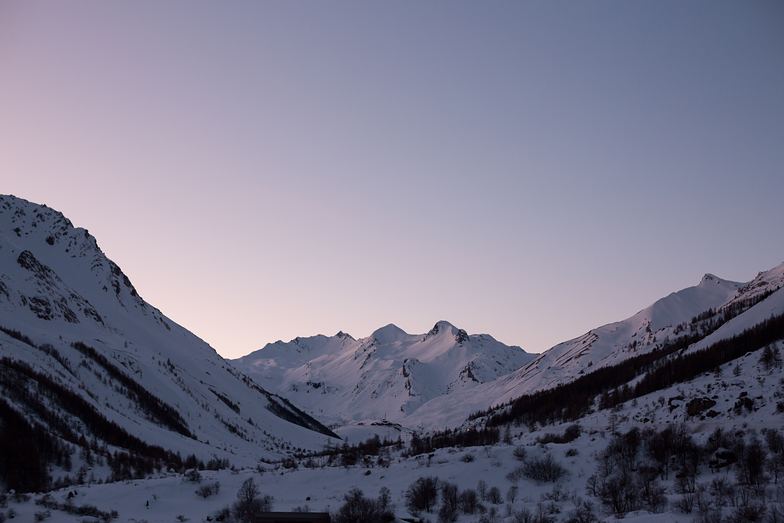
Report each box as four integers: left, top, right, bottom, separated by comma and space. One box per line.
685, 270, 784, 355
499, 273, 744, 395
2, 196, 783, 521
6, 335, 784, 523
0, 195, 338, 472
234, 321, 534, 435
235, 265, 784, 433
400, 265, 784, 429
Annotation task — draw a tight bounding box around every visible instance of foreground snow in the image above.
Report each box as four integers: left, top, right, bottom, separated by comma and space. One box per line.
7, 340, 783, 522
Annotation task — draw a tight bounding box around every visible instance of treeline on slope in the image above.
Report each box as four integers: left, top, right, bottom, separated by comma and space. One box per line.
406, 427, 500, 457
0, 357, 197, 491
71, 342, 192, 437
481, 310, 784, 429
295, 435, 404, 468
0, 328, 192, 438
265, 393, 340, 439
600, 312, 784, 410
687, 286, 779, 330
476, 286, 780, 428
225, 365, 340, 439
0, 325, 74, 375
0, 398, 70, 492
293, 426, 501, 468
478, 330, 706, 428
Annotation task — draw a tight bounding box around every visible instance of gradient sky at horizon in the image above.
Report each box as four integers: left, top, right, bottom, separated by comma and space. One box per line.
2, 1, 783, 357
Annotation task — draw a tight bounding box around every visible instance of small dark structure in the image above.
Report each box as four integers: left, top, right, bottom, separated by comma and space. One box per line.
253, 513, 330, 523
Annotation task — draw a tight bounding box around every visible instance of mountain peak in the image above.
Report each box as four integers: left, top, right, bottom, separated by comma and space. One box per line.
0, 194, 162, 320
371, 323, 409, 343
428, 320, 458, 335
699, 273, 720, 285
426, 320, 470, 343
696, 273, 742, 290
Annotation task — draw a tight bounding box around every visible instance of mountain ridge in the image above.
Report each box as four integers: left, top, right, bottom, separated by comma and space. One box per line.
234, 319, 533, 438
235, 261, 784, 435
0, 194, 339, 490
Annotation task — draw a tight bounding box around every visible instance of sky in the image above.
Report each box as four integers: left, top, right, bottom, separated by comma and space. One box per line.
1, 1, 783, 358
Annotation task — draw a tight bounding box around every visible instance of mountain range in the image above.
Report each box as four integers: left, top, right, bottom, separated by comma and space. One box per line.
1, 193, 783, 496
234, 261, 784, 436
234, 320, 534, 438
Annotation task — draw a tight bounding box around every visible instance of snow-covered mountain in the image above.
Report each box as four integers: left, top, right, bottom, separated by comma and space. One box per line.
278, 264, 784, 429
8, 325, 783, 523
7, 262, 782, 520
2, 193, 784, 522
0, 194, 338, 485
234, 321, 534, 437
498, 272, 745, 395
377, 263, 784, 430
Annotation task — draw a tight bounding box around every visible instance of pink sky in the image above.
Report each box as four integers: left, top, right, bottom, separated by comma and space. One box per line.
2, 1, 782, 357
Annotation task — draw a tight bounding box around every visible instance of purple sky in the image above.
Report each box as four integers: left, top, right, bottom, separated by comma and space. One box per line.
2, 1, 783, 357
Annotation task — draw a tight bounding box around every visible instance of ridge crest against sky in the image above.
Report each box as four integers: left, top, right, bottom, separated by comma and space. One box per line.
2, 1, 782, 358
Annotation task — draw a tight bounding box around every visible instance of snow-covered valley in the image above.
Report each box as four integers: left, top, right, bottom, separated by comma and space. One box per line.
1, 194, 783, 523
5, 339, 784, 522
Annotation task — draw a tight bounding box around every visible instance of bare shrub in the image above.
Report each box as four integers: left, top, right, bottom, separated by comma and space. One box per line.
730, 501, 767, 522
486, 486, 502, 504
437, 482, 459, 523
458, 489, 478, 514
195, 481, 220, 498
564, 500, 598, 523
522, 454, 567, 482
537, 424, 581, 445
233, 477, 273, 523
183, 469, 202, 483
332, 488, 395, 523
513, 446, 527, 461
406, 476, 439, 514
